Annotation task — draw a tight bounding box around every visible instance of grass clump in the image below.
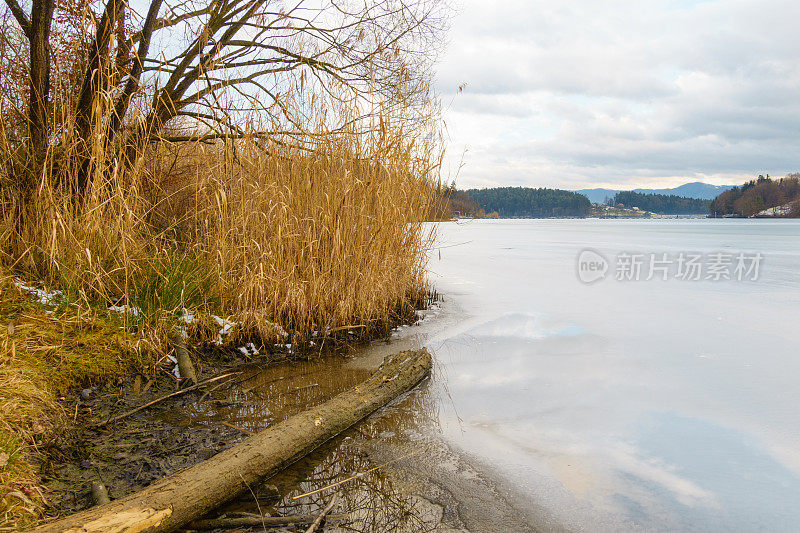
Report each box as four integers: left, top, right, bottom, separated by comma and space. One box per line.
0, 277, 154, 393
130, 251, 221, 325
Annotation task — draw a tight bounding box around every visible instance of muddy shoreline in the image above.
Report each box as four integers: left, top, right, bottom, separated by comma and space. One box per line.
37, 302, 542, 532
41, 349, 269, 519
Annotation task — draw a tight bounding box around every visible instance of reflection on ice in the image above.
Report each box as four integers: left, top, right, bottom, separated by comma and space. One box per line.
465, 313, 586, 340
426, 219, 800, 531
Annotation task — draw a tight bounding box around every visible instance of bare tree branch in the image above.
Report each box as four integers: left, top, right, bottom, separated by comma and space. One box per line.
4, 0, 30, 37
110, 0, 164, 133
7, 0, 449, 193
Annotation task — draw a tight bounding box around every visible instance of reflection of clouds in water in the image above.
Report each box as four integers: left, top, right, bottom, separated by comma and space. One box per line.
448, 416, 719, 531
630, 412, 800, 531
461, 410, 800, 530
466, 312, 586, 340
607, 441, 717, 508
426, 220, 800, 531
466, 417, 715, 505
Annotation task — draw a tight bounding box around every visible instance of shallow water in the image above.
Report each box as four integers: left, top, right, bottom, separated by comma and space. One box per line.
426, 218, 800, 532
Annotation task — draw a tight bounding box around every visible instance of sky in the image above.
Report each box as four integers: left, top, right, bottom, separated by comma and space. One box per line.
434, 0, 800, 190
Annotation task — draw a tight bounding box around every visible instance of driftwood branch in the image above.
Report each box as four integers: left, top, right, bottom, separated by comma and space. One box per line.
31, 349, 432, 533
187, 513, 348, 529
95, 371, 239, 427
305, 494, 338, 533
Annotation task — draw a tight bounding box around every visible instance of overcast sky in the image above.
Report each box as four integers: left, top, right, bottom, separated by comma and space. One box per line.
435, 0, 800, 190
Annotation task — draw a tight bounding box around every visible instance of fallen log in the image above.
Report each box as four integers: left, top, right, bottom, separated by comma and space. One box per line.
30, 349, 432, 533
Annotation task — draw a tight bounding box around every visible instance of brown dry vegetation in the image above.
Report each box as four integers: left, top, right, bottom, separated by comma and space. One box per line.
1, 121, 439, 342
0, 0, 447, 526
0, 115, 441, 529
0, 275, 154, 527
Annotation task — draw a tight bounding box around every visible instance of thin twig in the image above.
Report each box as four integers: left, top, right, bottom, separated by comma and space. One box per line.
197, 378, 231, 404
95, 371, 241, 427
187, 513, 348, 529
291, 451, 418, 500
305, 494, 338, 533
221, 421, 256, 435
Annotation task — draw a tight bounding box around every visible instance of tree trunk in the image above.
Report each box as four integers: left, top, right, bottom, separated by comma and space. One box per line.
26, 0, 54, 183
29, 349, 432, 533
74, 0, 126, 194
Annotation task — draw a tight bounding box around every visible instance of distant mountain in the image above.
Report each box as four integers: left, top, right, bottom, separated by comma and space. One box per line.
576, 182, 735, 204
576, 188, 620, 204
636, 182, 736, 200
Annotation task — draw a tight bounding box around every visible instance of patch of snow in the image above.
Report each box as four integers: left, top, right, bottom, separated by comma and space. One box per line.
165, 353, 180, 378
179, 308, 196, 324
238, 342, 259, 356
211, 315, 238, 345
13, 278, 63, 306
108, 304, 140, 316
266, 319, 289, 338
756, 203, 794, 217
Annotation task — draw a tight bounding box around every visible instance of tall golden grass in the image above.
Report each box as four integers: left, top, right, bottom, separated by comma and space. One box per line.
1, 105, 440, 347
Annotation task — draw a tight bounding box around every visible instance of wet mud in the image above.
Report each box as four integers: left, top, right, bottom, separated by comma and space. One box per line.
40, 306, 541, 532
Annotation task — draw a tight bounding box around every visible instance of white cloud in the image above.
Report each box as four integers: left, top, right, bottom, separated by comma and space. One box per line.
437, 0, 800, 189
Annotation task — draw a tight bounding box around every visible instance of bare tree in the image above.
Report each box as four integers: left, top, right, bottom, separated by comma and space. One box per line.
2, 0, 447, 194
5, 0, 54, 185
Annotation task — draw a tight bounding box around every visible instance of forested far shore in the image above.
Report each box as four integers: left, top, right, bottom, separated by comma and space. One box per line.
465, 187, 591, 218
609, 191, 709, 214
437, 175, 800, 220
709, 175, 800, 217
438, 186, 705, 218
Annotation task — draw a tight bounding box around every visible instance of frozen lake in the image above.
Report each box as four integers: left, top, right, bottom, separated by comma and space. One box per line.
425, 218, 800, 531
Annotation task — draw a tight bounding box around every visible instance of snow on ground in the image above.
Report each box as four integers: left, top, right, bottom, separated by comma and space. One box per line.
13, 278, 63, 307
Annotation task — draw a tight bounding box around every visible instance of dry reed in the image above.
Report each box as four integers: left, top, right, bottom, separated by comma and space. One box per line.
1, 104, 440, 342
